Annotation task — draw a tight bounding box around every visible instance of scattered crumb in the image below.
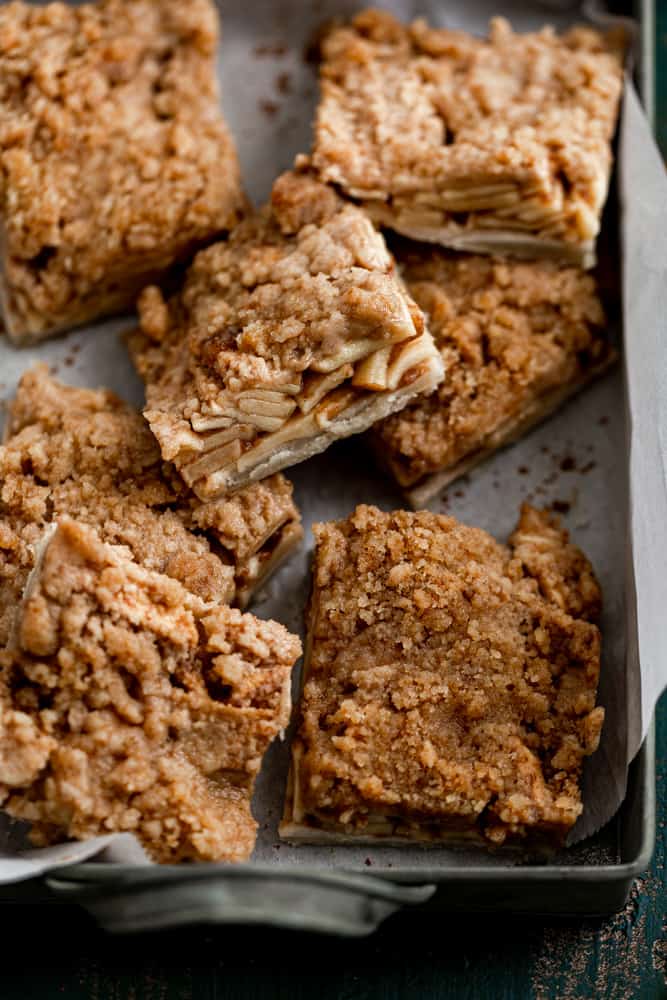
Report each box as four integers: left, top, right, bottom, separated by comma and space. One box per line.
579, 461, 596, 474
531, 875, 660, 1000
560, 456, 576, 471
259, 99, 279, 118
598, 416, 609, 426
551, 499, 571, 514
276, 71, 292, 95
652, 920, 667, 983
254, 42, 287, 57
518, 465, 529, 475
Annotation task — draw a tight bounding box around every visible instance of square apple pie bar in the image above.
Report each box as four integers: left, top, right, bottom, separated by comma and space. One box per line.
128, 169, 444, 500
310, 10, 624, 267
281, 504, 603, 850
371, 245, 614, 507
0, 0, 245, 343
0, 365, 302, 653
0, 519, 301, 862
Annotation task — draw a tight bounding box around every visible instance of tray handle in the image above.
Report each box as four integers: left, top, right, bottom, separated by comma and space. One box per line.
46, 863, 435, 936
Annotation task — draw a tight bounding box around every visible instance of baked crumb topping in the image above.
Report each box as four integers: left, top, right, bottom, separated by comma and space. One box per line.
310, 10, 623, 263
0, 520, 301, 862
0, 365, 302, 649
283, 504, 603, 848
0, 0, 245, 342
372, 244, 610, 491
129, 168, 443, 500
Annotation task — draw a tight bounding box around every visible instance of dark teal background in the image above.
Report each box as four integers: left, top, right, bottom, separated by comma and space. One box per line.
0, 12, 665, 1000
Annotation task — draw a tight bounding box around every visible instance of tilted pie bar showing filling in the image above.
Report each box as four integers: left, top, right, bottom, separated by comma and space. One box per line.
281, 504, 603, 850
0, 0, 245, 343
309, 10, 624, 267
0, 365, 302, 652
371, 245, 614, 507
0, 520, 301, 862
128, 169, 444, 500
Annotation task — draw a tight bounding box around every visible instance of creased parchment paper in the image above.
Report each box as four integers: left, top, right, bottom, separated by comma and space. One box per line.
1, 0, 665, 884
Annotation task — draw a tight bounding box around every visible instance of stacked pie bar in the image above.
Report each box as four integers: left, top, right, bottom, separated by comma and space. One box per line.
0, 365, 303, 653
300, 8, 622, 502
128, 169, 444, 499
0, 0, 244, 342
0, 519, 301, 862
309, 10, 624, 267
281, 505, 603, 849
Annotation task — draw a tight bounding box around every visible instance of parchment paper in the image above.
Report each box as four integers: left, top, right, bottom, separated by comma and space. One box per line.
1, 0, 665, 883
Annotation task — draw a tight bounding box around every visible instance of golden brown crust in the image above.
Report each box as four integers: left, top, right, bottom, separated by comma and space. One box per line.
129, 168, 444, 500
0, 520, 301, 862
371, 246, 612, 493
0, 365, 302, 649
282, 504, 603, 849
0, 0, 245, 342
311, 11, 624, 263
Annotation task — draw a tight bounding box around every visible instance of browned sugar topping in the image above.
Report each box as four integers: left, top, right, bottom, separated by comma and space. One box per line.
0, 365, 302, 649
373, 246, 608, 488
311, 11, 623, 249
0, 0, 245, 341
129, 169, 441, 499
0, 520, 301, 862
290, 504, 603, 847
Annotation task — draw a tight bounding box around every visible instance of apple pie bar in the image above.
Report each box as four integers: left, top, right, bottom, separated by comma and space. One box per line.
309, 10, 624, 267
128, 169, 444, 500
281, 504, 604, 850
0, 519, 301, 862
0, 0, 245, 343
0, 365, 302, 653
371, 245, 614, 507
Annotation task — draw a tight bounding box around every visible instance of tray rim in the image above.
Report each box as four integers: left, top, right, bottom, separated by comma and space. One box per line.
49, 723, 654, 888
0, 0, 657, 917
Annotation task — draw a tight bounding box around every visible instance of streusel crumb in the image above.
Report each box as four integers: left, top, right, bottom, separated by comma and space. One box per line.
282, 504, 603, 849
372, 245, 611, 496
0, 520, 301, 861
0, 0, 245, 342
0, 365, 302, 648
128, 167, 443, 500
311, 10, 624, 264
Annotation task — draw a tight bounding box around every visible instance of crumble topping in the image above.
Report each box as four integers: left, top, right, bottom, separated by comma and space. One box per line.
0, 365, 302, 649
310, 10, 624, 263
129, 168, 443, 500
371, 245, 610, 492
0, 0, 245, 342
0, 520, 301, 862
283, 504, 603, 848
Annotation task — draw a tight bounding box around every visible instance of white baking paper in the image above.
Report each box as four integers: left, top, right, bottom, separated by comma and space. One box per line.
0, 0, 665, 884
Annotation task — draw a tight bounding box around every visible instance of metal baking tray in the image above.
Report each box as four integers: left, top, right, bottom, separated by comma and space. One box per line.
0, 0, 656, 932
